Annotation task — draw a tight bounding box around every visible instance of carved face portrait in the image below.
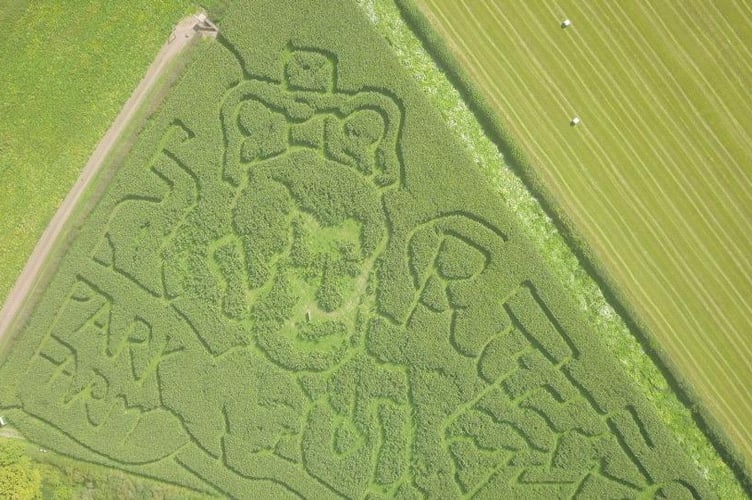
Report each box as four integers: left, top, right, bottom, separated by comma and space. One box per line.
215, 50, 403, 371
233, 148, 386, 372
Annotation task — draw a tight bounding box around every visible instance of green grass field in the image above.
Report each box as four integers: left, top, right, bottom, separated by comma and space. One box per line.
416, 0, 752, 474
0, 0, 716, 496
0, 1, 192, 305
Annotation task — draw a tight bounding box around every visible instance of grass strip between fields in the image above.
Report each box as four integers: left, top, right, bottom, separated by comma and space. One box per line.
375, 0, 749, 496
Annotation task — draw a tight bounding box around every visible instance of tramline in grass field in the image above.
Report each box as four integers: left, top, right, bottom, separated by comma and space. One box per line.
0, 0, 715, 497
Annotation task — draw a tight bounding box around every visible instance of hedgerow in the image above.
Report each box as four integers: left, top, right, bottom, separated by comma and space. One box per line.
0, 0, 716, 497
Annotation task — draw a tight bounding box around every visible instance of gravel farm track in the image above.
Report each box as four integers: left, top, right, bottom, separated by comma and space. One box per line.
0, 15, 209, 348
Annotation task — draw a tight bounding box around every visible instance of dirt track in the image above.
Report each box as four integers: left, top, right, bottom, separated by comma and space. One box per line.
0, 15, 208, 347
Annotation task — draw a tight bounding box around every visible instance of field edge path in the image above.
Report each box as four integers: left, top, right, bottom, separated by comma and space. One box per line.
0, 14, 210, 347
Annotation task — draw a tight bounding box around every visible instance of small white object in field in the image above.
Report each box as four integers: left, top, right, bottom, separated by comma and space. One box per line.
561, 19, 572, 28
0, 416, 6, 427
570, 116, 581, 126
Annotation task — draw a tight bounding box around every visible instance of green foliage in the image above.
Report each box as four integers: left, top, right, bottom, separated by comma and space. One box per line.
316, 258, 345, 312
0, 438, 26, 467
237, 100, 288, 161
0, 0, 717, 497
0, 464, 41, 500
434, 235, 485, 280
285, 51, 333, 92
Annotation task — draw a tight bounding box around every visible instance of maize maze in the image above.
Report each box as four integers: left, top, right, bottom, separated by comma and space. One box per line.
0, 1, 711, 497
